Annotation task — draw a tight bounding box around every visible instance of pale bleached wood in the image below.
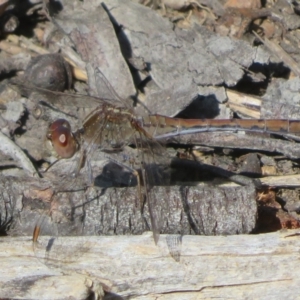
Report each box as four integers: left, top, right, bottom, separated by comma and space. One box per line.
227, 89, 262, 119
217, 173, 300, 188
1, 230, 300, 299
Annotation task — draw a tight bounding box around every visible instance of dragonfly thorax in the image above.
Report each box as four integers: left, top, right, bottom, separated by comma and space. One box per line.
79, 104, 138, 151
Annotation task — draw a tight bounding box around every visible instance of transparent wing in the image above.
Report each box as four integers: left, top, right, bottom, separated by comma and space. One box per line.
10, 67, 132, 109
32, 221, 91, 270
131, 130, 172, 244
43, 120, 168, 245
94, 68, 132, 108
10, 78, 111, 108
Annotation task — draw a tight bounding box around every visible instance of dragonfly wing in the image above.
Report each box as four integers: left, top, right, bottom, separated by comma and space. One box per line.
10, 67, 134, 109
77, 109, 165, 244
93, 67, 133, 108
141, 165, 161, 244
33, 219, 91, 270
132, 132, 172, 244
10, 77, 111, 108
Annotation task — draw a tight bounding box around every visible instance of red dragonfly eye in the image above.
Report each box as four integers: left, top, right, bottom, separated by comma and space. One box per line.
47, 119, 78, 158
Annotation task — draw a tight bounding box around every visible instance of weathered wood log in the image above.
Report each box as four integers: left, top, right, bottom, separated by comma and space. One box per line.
1, 230, 300, 299
3, 174, 257, 238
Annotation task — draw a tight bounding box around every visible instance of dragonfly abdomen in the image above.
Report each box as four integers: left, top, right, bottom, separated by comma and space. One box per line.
142, 115, 300, 139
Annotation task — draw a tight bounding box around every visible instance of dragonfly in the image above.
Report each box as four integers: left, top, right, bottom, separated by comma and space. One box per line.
17, 68, 300, 245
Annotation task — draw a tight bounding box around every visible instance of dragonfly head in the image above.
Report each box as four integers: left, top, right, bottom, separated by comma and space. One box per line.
47, 119, 78, 158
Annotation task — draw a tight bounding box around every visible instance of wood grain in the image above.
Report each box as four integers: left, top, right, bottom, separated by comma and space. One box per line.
1, 230, 300, 299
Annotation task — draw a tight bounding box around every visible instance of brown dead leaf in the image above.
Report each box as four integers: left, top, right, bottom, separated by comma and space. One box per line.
225, 0, 261, 9
261, 165, 277, 176
24, 188, 54, 203
255, 18, 276, 39
277, 211, 300, 229
255, 188, 300, 232
257, 188, 277, 205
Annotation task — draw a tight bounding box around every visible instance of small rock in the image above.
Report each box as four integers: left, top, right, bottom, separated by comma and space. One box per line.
24, 53, 72, 91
